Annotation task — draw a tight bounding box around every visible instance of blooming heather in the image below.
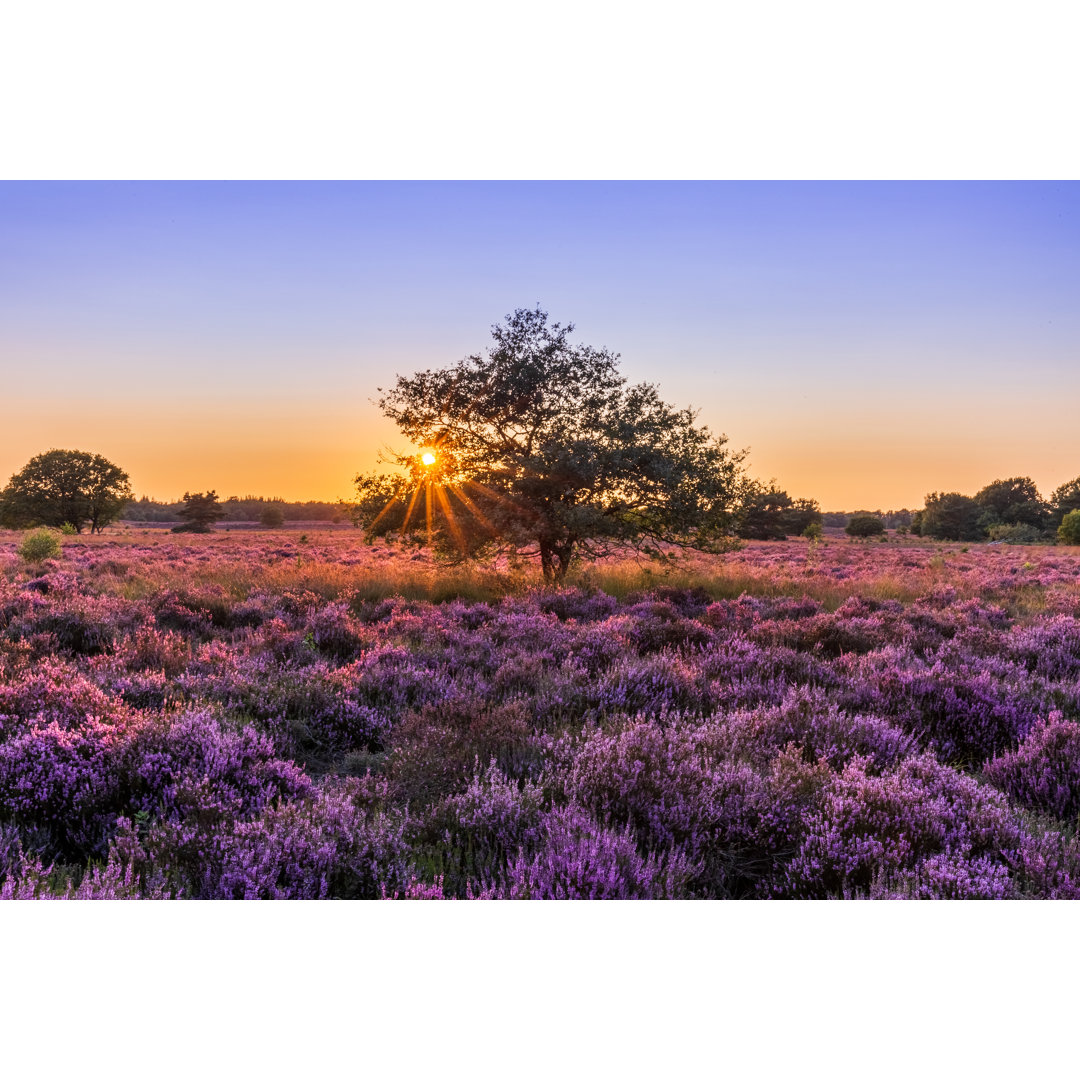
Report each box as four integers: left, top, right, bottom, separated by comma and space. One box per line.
1, 529, 1079, 898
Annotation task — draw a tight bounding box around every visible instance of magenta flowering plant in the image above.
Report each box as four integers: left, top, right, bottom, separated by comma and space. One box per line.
3, 530, 1080, 898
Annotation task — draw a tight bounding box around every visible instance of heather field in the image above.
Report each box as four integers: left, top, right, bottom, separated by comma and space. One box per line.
2, 529, 1080, 900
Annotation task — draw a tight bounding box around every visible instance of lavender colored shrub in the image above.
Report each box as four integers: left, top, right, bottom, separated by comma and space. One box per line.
4, 531, 1080, 899
984, 714, 1080, 821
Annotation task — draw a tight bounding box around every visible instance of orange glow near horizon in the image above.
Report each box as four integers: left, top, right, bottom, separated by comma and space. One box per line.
2, 388, 1078, 512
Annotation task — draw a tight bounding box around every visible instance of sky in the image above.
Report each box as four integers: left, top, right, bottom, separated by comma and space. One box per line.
2, 181, 1077, 509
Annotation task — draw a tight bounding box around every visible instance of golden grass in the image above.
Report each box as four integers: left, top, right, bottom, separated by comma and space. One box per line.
4, 529, 1078, 619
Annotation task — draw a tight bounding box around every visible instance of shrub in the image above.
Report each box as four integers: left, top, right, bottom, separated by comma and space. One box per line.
1058, 509, 1080, 545
497, 806, 696, 899
780, 753, 1021, 898
17, 530, 61, 563
845, 514, 885, 537
987, 523, 1046, 545
984, 714, 1080, 821
259, 504, 286, 529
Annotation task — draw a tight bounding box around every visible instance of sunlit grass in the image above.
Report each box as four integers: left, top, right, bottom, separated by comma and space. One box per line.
2, 529, 1078, 621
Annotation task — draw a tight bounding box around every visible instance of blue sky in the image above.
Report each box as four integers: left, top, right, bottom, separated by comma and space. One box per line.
2, 181, 1077, 505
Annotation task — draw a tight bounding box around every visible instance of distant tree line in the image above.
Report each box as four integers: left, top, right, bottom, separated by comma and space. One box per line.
0, 450, 350, 534
909, 476, 1080, 544
5, 447, 1078, 551
822, 509, 914, 530
123, 494, 348, 523
819, 478, 1080, 545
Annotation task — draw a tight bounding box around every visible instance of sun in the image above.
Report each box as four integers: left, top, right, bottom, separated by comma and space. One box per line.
421, 451, 437, 467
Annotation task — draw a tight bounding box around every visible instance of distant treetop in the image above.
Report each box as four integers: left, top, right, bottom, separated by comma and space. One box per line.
0, 449, 132, 534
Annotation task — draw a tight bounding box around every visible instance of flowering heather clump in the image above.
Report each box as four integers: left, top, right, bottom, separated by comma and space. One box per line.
778, 753, 1021, 899
1007, 616, 1080, 680
410, 762, 545, 896
716, 688, 917, 774
498, 806, 696, 899
0, 717, 128, 860
984, 714, 1080, 821
121, 709, 313, 823
868, 853, 1015, 899
2, 529, 1080, 898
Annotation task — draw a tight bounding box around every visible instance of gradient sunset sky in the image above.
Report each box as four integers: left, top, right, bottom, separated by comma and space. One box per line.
2, 181, 1077, 509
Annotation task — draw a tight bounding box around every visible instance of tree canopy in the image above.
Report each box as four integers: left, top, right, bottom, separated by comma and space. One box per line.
973, 476, 1049, 532
736, 481, 821, 540
352, 307, 748, 581
916, 492, 983, 541
1051, 477, 1080, 528
0, 449, 132, 534
172, 491, 226, 533
845, 513, 885, 537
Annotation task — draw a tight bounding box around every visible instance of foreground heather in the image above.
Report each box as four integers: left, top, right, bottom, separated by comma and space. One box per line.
2, 531, 1079, 899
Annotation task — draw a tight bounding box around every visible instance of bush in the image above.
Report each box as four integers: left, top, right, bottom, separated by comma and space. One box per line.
984, 714, 1080, 821
259, 504, 286, 529
1058, 510, 1080, 545
845, 514, 885, 537
17, 529, 61, 563
987, 523, 1045, 545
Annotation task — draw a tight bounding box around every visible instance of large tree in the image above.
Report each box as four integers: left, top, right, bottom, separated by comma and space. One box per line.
352, 307, 748, 582
0, 449, 132, 534
973, 476, 1049, 532
918, 491, 983, 541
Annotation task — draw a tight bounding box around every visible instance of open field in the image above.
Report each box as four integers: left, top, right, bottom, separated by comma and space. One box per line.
2, 530, 1079, 898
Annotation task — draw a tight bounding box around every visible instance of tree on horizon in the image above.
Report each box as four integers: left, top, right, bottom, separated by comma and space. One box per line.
0, 449, 132, 534
351, 307, 749, 582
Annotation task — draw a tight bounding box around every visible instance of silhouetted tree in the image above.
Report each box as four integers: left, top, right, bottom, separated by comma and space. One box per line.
259, 503, 286, 529
172, 491, 226, 533
0, 449, 132, 533
919, 492, 982, 541
845, 513, 885, 537
1051, 477, 1080, 529
352, 307, 748, 582
973, 477, 1049, 533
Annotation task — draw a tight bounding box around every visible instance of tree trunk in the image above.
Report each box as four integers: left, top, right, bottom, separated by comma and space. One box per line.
539, 539, 574, 584
539, 541, 556, 584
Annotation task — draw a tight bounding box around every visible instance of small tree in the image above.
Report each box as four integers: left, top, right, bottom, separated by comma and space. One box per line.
1051, 477, 1080, 529
353, 307, 748, 582
0, 449, 132, 534
1059, 509, 1080, 546
785, 497, 822, 537
919, 492, 982, 541
735, 483, 820, 540
259, 503, 286, 529
845, 514, 885, 537
974, 476, 1048, 534
737, 481, 794, 540
172, 491, 226, 533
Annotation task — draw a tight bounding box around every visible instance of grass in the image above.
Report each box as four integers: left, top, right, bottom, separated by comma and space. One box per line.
4, 528, 1078, 622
